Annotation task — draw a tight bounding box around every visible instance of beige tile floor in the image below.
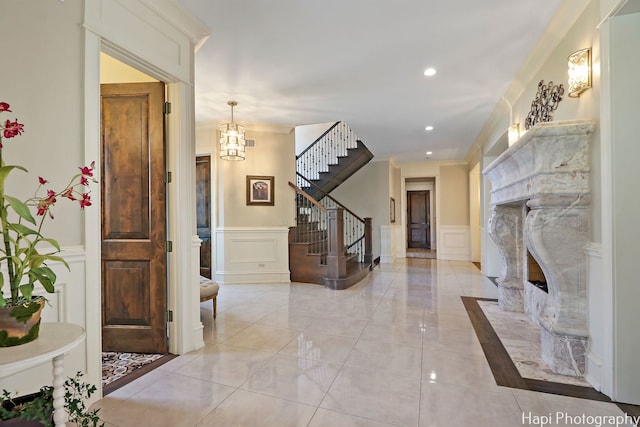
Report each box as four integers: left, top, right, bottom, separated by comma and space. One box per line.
94, 259, 634, 427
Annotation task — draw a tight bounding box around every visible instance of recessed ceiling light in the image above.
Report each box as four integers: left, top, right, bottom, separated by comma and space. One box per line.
425, 126, 434, 131
426, 151, 433, 156
423, 68, 437, 77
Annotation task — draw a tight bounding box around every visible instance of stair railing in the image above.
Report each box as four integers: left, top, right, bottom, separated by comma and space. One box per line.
288, 182, 328, 259
296, 121, 359, 181
294, 174, 372, 264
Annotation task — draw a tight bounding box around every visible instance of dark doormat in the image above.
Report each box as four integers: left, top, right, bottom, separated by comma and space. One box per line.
102, 352, 177, 396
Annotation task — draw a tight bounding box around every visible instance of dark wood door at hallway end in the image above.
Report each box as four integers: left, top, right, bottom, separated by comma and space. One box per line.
407, 190, 431, 249
101, 82, 168, 354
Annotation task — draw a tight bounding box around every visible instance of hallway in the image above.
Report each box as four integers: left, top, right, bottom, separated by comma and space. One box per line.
94, 259, 633, 426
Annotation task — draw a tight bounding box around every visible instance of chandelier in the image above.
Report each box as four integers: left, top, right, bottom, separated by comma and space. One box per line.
219, 101, 246, 160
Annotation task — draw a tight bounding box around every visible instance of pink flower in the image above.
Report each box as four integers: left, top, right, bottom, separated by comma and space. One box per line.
80, 176, 89, 186
0, 102, 11, 113
36, 201, 48, 216
79, 193, 92, 209
38, 176, 48, 185
46, 189, 56, 203
78, 161, 95, 177
62, 188, 76, 201
3, 119, 24, 139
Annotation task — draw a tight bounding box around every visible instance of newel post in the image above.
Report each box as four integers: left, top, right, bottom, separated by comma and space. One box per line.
326, 207, 346, 280
364, 217, 373, 268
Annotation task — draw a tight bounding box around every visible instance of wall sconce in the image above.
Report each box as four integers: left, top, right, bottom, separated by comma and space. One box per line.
508, 123, 520, 145
219, 101, 246, 161
568, 48, 591, 98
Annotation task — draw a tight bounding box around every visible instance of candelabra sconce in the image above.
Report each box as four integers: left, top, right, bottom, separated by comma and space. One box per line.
568, 48, 592, 98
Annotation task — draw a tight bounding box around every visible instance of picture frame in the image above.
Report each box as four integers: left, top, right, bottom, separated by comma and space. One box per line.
390, 197, 396, 223
246, 175, 275, 206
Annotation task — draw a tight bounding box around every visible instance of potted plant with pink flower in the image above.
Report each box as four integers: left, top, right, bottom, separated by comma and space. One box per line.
0, 101, 96, 347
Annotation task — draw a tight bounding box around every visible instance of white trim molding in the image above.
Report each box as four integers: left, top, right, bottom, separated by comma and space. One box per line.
438, 226, 471, 261
379, 225, 397, 263
585, 242, 609, 393
215, 227, 291, 284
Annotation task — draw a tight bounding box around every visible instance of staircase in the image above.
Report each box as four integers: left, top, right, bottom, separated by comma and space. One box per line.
297, 122, 373, 200
289, 122, 374, 290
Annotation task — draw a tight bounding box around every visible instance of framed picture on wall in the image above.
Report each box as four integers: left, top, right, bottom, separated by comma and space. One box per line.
246, 175, 275, 206
390, 197, 396, 223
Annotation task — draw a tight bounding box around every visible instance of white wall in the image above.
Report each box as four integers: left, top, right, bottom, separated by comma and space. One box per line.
100, 53, 159, 83
608, 8, 640, 404
399, 161, 469, 260
0, 0, 88, 395
469, 163, 481, 262
294, 122, 334, 155
196, 123, 295, 284
330, 160, 391, 261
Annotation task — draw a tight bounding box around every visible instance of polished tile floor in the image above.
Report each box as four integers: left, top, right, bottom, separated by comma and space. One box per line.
94, 259, 633, 427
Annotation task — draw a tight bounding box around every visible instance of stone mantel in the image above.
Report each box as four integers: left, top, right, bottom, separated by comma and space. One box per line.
482, 119, 595, 377
483, 120, 595, 206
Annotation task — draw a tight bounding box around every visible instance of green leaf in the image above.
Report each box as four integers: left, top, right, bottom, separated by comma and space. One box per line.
5, 195, 36, 225
28, 255, 46, 269
29, 267, 57, 292
19, 283, 34, 300
42, 255, 69, 270
31, 266, 57, 283
0, 165, 28, 183
7, 222, 40, 236
41, 238, 61, 252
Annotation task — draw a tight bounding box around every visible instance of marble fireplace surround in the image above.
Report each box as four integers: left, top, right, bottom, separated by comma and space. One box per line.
482, 120, 595, 377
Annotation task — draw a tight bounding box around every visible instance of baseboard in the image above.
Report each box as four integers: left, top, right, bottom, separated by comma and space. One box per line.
215, 272, 291, 284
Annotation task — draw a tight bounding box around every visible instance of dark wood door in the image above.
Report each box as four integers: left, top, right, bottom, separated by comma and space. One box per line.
196, 155, 212, 279
101, 82, 167, 353
407, 191, 431, 249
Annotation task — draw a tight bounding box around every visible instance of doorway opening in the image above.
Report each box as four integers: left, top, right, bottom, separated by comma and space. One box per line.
99, 53, 172, 394
405, 177, 436, 259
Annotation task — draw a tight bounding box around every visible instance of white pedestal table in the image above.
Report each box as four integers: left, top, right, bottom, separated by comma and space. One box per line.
0, 323, 86, 427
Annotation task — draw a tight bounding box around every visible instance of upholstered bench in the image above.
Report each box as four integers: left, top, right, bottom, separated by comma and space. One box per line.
199, 276, 219, 319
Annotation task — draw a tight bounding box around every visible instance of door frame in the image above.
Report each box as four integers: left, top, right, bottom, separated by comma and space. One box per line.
400, 177, 439, 259
83, 31, 206, 394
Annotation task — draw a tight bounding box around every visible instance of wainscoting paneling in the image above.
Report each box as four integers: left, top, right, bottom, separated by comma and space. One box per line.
438, 225, 470, 261
379, 225, 396, 263
215, 227, 291, 284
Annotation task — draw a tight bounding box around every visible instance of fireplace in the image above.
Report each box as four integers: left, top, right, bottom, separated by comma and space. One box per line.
483, 120, 595, 376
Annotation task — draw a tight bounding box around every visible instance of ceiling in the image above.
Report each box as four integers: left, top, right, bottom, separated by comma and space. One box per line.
177, 0, 563, 163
